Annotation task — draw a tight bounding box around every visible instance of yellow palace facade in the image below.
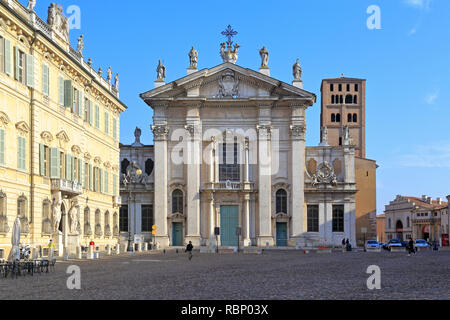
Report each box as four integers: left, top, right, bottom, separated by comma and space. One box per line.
0, 0, 126, 258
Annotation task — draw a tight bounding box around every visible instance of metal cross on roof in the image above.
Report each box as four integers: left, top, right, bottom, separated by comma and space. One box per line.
221, 25, 238, 47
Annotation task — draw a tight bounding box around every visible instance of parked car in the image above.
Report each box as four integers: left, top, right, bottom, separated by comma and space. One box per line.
387, 239, 403, 250
365, 240, 381, 250
401, 241, 409, 247
415, 239, 430, 251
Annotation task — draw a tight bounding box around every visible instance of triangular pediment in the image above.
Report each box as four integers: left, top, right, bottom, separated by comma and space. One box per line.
140, 63, 316, 105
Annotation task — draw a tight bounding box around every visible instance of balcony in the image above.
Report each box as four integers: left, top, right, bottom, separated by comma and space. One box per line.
202, 181, 255, 192
51, 179, 83, 196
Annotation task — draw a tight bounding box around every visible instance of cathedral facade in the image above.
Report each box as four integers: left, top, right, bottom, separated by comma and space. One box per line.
119, 44, 358, 249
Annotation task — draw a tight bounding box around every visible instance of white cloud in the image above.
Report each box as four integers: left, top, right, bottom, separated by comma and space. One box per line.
404, 0, 432, 10
396, 143, 450, 168
425, 89, 439, 104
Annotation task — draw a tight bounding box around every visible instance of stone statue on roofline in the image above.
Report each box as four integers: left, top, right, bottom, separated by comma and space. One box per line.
27, 0, 36, 11
114, 74, 119, 90
77, 35, 84, 55
293, 58, 302, 81
156, 60, 166, 82
189, 47, 198, 69
107, 66, 112, 83
259, 46, 269, 69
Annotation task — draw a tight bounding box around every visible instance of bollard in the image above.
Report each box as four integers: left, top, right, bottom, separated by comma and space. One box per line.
143, 243, 148, 251
88, 245, 94, 260
137, 243, 142, 253
115, 244, 120, 255
106, 245, 112, 256
76, 246, 82, 260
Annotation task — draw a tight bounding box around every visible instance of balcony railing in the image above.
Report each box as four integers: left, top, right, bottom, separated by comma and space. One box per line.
51, 179, 83, 196
203, 181, 255, 192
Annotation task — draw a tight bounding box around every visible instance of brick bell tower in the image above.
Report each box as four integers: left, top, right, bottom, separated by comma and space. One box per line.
320, 75, 366, 158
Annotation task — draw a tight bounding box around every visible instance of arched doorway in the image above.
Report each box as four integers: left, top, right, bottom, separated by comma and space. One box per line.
422, 226, 430, 241
396, 220, 404, 241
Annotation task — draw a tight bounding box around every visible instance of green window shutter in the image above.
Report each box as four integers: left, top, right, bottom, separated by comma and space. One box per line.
113, 118, 117, 140
17, 137, 20, 169
89, 101, 93, 126
58, 76, 64, 105
71, 155, 75, 181
4, 39, 11, 76
78, 90, 83, 117
78, 159, 82, 185
17, 137, 25, 171
95, 105, 99, 128
89, 164, 93, 191
104, 112, 109, 134
65, 154, 70, 181
26, 54, 34, 88
42, 64, 49, 96
39, 144, 45, 176
99, 168, 103, 193
14, 47, 19, 81
64, 80, 73, 108
50, 148, 59, 178
0, 129, 4, 165
84, 163, 88, 188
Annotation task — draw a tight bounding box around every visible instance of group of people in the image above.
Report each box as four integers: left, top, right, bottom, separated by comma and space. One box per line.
342, 238, 352, 252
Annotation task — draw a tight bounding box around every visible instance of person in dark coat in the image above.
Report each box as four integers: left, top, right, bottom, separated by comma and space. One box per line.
408, 239, 416, 256
186, 241, 194, 261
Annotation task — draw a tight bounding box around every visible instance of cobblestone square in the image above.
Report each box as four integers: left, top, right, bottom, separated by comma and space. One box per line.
1, 250, 449, 300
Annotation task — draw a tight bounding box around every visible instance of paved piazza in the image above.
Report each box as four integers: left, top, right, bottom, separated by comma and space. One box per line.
1, 250, 449, 300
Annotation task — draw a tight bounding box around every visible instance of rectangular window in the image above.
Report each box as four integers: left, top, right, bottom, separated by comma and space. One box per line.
89, 164, 93, 191
104, 171, 109, 194
17, 136, 26, 171
355, 84, 359, 92
338, 84, 342, 92
0, 129, 4, 165
307, 205, 319, 233
119, 205, 128, 232
16, 48, 25, 84
332, 205, 345, 233
219, 142, 240, 182
42, 64, 49, 96
60, 151, 65, 179
330, 83, 334, 92
4, 38, 11, 76
72, 88, 78, 114
104, 111, 109, 135
141, 205, 154, 232
84, 163, 88, 188
64, 80, 73, 109
39, 144, 50, 177
26, 54, 34, 88
50, 148, 60, 179
113, 174, 117, 196
346, 84, 350, 92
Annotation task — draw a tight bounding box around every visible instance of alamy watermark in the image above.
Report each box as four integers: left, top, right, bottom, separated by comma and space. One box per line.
366, 265, 381, 290
66, 265, 81, 290
367, 5, 382, 30
66, 5, 81, 30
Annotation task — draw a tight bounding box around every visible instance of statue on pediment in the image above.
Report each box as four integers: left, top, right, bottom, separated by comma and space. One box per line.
27, 0, 36, 11
114, 74, 119, 90
77, 35, 84, 55
189, 47, 198, 69
156, 60, 166, 82
259, 46, 269, 69
293, 58, 302, 81
48, 3, 69, 41
107, 66, 112, 83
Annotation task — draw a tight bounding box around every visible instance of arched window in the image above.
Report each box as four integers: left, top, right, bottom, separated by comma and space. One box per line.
95, 209, 102, 237
145, 158, 154, 176
346, 84, 350, 92
104, 211, 111, 237
336, 113, 341, 123
353, 114, 358, 123
17, 195, 30, 234
331, 114, 336, 122
345, 95, 353, 104
113, 212, 119, 236
407, 217, 410, 228
353, 95, 358, 104
121, 158, 130, 175
340, 95, 343, 104
84, 207, 92, 236
276, 189, 288, 214
348, 114, 353, 123
42, 199, 52, 235
172, 189, 183, 214
331, 95, 335, 104
0, 191, 8, 233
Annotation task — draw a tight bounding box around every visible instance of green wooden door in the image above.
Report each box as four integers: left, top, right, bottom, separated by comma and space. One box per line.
276, 223, 288, 247
220, 206, 239, 247
172, 222, 183, 246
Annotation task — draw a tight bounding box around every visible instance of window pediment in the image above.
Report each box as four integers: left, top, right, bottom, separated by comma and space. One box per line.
16, 121, 30, 135
40, 131, 54, 144
0, 112, 10, 127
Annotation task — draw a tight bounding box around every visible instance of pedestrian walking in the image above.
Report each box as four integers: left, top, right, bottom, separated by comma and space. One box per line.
186, 241, 194, 261
408, 239, 416, 256
342, 238, 346, 252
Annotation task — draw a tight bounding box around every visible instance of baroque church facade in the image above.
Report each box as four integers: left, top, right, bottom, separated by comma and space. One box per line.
119, 41, 358, 249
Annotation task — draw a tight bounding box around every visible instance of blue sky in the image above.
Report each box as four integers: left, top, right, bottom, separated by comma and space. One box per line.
27, 0, 450, 214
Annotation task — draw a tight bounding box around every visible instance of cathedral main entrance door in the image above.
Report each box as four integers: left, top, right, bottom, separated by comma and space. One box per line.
276, 223, 288, 247
220, 206, 239, 247
172, 223, 183, 246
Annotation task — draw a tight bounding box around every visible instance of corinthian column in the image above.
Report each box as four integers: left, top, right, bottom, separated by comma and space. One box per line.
151, 122, 170, 248
290, 103, 307, 244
